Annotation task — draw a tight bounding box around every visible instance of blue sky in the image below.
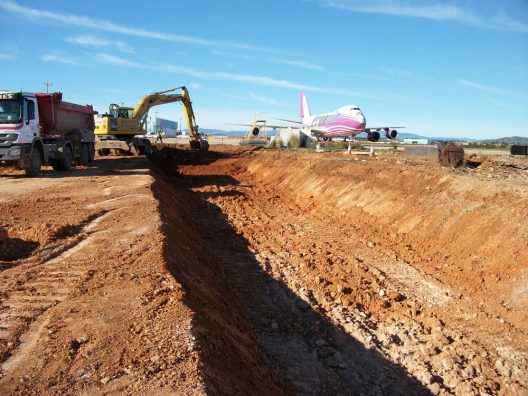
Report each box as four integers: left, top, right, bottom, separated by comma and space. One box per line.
1, 0, 527, 138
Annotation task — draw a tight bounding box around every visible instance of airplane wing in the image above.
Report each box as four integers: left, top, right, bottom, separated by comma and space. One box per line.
225, 123, 254, 127
275, 117, 302, 125
225, 122, 288, 129
365, 127, 405, 131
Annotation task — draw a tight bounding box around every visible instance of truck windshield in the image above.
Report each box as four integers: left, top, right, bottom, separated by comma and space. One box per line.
0, 99, 22, 124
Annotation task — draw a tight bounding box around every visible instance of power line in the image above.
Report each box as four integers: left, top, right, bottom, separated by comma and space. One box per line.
43, 82, 53, 93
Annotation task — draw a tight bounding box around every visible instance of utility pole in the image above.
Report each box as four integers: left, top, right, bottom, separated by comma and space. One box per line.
43, 82, 53, 93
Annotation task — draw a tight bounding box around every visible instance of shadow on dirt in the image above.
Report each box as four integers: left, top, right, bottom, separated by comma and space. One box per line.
0, 156, 151, 179
150, 148, 431, 395
0, 238, 39, 262
0, 145, 245, 179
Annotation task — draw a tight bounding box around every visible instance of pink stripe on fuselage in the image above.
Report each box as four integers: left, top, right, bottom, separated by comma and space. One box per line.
314, 116, 366, 137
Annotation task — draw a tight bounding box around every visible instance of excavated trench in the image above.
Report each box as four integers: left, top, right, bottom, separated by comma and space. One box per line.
149, 147, 528, 395
150, 150, 428, 395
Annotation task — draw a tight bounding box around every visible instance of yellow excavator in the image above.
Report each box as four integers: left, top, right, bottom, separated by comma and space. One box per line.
94, 86, 209, 155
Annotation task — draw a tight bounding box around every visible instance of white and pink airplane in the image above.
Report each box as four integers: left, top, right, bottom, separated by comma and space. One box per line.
279, 93, 404, 142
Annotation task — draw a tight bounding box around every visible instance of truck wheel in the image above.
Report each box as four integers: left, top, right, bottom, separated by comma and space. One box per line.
87, 143, 95, 163
55, 145, 73, 171
24, 148, 42, 176
79, 143, 90, 166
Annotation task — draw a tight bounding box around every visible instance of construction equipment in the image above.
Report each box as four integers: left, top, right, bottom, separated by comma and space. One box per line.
0, 91, 95, 176
94, 86, 208, 155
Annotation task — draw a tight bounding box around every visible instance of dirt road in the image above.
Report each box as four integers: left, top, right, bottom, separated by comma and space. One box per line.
0, 147, 527, 395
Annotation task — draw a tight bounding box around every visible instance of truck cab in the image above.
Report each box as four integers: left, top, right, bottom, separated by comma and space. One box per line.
0, 92, 40, 162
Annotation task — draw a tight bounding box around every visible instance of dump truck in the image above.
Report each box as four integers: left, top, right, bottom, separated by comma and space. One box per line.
94, 86, 208, 155
0, 91, 95, 176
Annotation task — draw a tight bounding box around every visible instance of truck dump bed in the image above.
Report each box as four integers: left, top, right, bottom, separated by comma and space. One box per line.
35, 92, 94, 136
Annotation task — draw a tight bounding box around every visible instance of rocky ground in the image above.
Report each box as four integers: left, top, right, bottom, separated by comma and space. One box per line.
0, 147, 526, 395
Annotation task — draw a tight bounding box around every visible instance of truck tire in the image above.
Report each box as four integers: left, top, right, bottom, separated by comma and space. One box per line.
79, 143, 90, 166
87, 143, 95, 163
24, 148, 42, 177
53, 145, 73, 171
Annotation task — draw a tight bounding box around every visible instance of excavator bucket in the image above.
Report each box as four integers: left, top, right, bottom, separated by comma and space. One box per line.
189, 139, 209, 151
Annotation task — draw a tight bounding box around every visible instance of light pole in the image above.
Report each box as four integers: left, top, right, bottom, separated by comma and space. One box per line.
179, 117, 182, 134
43, 82, 53, 93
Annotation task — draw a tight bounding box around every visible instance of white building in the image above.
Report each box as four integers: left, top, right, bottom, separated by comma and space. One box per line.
403, 138, 429, 145
146, 117, 179, 137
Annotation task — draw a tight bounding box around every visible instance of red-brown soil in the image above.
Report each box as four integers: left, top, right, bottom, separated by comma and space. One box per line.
0, 147, 526, 395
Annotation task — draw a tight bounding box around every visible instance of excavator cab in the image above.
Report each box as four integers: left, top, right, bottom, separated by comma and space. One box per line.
107, 104, 134, 119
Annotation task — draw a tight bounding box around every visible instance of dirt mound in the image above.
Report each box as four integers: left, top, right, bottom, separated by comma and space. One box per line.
0, 148, 526, 395
158, 146, 527, 394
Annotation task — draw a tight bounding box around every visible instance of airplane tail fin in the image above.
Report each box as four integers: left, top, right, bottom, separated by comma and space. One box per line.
300, 92, 311, 123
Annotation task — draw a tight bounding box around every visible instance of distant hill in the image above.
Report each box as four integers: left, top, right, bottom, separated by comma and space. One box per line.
188, 129, 525, 144
397, 132, 431, 140
480, 136, 528, 145
184, 129, 247, 136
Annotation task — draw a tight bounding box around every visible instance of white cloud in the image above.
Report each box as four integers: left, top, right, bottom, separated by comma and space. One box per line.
188, 83, 202, 89
266, 57, 324, 72
248, 92, 293, 108
0, 1, 278, 53
316, 0, 528, 32
213, 49, 325, 72
94, 53, 362, 96
41, 52, 81, 65
379, 67, 414, 77
0, 44, 19, 60
457, 78, 526, 98
329, 0, 479, 23
492, 14, 528, 33
66, 34, 134, 53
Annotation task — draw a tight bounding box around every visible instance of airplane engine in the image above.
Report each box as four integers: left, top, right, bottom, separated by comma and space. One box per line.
385, 128, 398, 139
251, 127, 260, 136
367, 131, 380, 142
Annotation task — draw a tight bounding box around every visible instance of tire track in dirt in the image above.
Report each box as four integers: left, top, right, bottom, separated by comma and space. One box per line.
0, 209, 118, 377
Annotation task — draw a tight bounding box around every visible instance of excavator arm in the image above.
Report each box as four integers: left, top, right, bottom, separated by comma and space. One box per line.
131, 86, 208, 150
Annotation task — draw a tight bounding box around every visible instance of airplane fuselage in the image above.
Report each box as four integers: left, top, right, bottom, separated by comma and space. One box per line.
305, 105, 367, 138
